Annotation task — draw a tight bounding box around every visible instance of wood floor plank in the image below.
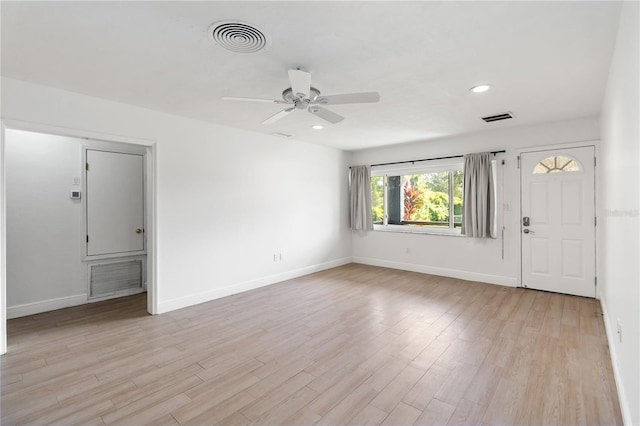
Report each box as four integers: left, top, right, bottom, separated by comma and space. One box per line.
447, 398, 486, 425
402, 363, 452, 411
414, 398, 456, 425
380, 401, 421, 425
314, 383, 379, 426
1, 264, 623, 426
349, 404, 388, 425
172, 390, 255, 425
370, 364, 425, 413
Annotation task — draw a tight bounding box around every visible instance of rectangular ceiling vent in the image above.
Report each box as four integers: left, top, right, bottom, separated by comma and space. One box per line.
482, 112, 514, 123
272, 132, 293, 138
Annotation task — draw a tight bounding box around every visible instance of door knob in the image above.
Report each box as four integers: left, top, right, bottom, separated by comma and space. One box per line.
136, 228, 143, 234
523, 229, 535, 234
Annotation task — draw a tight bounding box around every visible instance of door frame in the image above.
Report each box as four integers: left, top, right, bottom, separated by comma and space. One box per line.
0, 119, 158, 355
518, 141, 598, 297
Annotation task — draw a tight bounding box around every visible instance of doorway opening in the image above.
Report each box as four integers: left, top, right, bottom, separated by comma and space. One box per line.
1, 126, 156, 354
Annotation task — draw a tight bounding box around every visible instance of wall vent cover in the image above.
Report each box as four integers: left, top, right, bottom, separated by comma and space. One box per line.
482, 112, 514, 123
89, 259, 143, 299
209, 21, 271, 53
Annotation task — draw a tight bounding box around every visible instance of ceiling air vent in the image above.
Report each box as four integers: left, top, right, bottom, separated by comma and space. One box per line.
272, 132, 293, 138
482, 112, 514, 123
208, 21, 271, 53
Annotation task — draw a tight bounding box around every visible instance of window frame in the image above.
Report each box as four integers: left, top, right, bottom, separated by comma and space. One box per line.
371, 159, 464, 235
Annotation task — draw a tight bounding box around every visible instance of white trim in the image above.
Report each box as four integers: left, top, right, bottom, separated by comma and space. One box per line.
518, 139, 599, 155
352, 256, 517, 287
146, 144, 158, 315
0, 118, 155, 147
599, 295, 632, 425
157, 257, 353, 314
0, 122, 7, 354
7, 294, 88, 319
373, 224, 462, 236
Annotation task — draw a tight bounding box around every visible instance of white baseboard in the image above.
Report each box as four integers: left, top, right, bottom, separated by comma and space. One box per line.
157, 257, 353, 314
7, 293, 88, 319
352, 256, 518, 287
599, 296, 632, 425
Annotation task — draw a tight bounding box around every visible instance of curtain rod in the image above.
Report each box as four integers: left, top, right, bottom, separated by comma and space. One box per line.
368, 150, 506, 168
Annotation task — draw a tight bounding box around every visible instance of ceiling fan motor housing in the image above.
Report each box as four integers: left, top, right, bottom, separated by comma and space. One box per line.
282, 87, 321, 103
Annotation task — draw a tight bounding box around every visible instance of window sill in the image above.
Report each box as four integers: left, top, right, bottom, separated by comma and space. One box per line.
372, 224, 464, 237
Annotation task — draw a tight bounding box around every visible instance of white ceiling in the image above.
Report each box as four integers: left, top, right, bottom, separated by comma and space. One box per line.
1, 1, 621, 150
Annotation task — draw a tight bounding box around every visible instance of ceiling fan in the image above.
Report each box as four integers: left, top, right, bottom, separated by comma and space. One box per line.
222, 69, 380, 125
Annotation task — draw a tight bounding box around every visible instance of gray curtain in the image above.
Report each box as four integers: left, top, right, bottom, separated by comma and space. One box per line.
349, 166, 373, 231
462, 152, 495, 238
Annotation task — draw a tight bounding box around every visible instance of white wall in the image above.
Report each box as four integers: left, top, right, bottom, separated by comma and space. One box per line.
599, 2, 640, 424
0, 78, 353, 320
5, 131, 86, 314
350, 117, 600, 286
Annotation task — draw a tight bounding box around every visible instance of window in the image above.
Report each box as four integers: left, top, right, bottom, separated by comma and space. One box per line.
371, 161, 463, 234
533, 155, 582, 174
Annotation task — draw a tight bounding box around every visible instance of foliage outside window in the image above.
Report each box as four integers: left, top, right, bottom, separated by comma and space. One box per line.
371, 164, 463, 233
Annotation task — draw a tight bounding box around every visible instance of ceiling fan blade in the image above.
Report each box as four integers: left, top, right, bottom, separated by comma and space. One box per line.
222, 96, 280, 103
288, 69, 311, 98
315, 92, 380, 105
262, 107, 295, 125
308, 106, 344, 124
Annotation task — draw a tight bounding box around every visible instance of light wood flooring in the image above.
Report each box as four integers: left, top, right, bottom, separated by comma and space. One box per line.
1, 264, 623, 425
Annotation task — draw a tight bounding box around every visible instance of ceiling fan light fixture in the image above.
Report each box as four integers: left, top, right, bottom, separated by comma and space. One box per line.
470, 84, 492, 93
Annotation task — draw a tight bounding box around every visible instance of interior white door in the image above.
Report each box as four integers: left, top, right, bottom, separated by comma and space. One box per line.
520, 146, 595, 297
86, 150, 144, 256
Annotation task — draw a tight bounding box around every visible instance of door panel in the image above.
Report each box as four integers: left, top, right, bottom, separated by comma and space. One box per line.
86, 150, 144, 256
521, 146, 595, 297
530, 182, 549, 224
561, 181, 582, 224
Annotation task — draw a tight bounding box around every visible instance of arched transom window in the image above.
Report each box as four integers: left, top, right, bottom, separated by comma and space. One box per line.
533, 155, 582, 174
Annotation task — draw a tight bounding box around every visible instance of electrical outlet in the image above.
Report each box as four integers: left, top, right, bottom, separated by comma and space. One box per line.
617, 319, 622, 342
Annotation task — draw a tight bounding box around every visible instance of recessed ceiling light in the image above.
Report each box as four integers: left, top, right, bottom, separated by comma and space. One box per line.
470, 84, 491, 93
312, 125, 324, 130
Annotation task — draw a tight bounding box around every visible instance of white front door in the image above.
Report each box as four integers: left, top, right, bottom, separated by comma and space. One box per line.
86, 149, 145, 256
520, 146, 596, 297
